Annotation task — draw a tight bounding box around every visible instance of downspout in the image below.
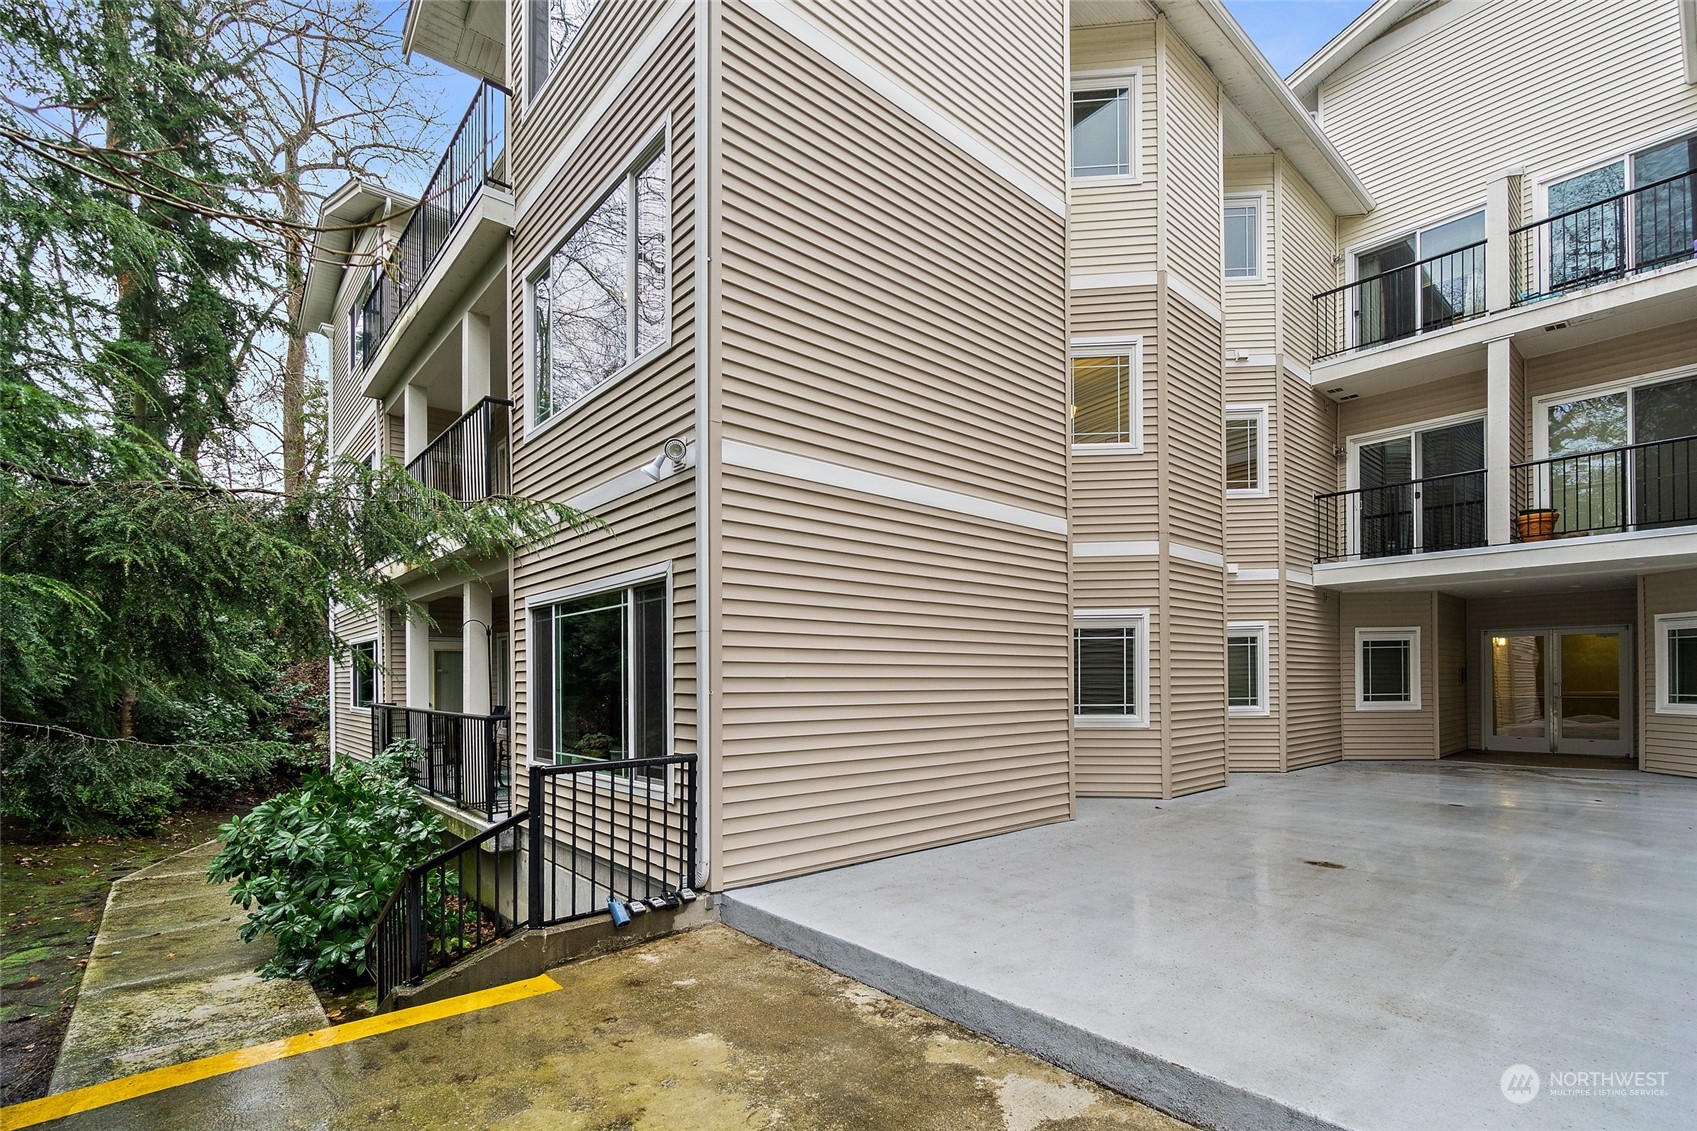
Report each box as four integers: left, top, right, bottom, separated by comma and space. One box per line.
690, 0, 713, 890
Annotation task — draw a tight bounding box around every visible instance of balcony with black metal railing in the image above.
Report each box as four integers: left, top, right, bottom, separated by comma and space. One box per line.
406, 396, 512, 504
355, 79, 508, 376
1313, 241, 1489, 362
1510, 434, 1697, 542
1510, 171, 1697, 307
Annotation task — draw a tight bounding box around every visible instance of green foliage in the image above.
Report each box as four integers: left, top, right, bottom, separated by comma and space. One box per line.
207, 741, 444, 986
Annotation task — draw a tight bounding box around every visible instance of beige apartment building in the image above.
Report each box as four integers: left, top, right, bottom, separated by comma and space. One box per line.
309, 0, 1697, 907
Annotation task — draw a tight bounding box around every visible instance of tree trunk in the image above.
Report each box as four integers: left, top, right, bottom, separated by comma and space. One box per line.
281, 168, 309, 497
118, 688, 138, 740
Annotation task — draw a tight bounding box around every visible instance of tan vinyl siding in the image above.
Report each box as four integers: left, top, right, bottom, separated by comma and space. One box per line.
1464, 588, 1637, 750
1227, 586, 1280, 773
330, 606, 381, 760
1320, 0, 1697, 269
1070, 286, 1159, 542
1522, 321, 1697, 454
1165, 559, 1226, 795
1157, 23, 1222, 302
1283, 582, 1341, 769
385, 607, 405, 706
1072, 557, 1163, 797
1281, 371, 1339, 570
1337, 371, 1485, 477
1225, 365, 1278, 567
1509, 343, 1528, 464
509, 0, 679, 192
1436, 594, 1467, 756
1070, 21, 1159, 274
1160, 290, 1225, 550
1340, 591, 1436, 759
1642, 569, 1697, 778
1274, 159, 1335, 368
1224, 156, 1276, 354
785, 0, 1066, 197
714, 0, 1070, 885
384, 412, 403, 462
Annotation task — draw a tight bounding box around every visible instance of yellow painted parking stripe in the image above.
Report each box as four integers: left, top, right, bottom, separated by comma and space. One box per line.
0, 974, 560, 1130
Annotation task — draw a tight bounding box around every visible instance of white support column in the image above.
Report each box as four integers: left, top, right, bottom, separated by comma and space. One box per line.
461, 311, 491, 407
1486, 336, 1514, 547
462, 581, 493, 717
402, 382, 429, 463
1485, 169, 1521, 312
406, 607, 433, 709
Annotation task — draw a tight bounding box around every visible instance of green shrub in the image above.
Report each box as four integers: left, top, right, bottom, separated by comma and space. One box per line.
207, 741, 444, 987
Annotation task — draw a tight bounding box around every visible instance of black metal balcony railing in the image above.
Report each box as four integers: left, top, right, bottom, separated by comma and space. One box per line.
1511, 171, 1697, 306
1511, 434, 1697, 540
357, 80, 508, 371
1313, 241, 1488, 361
373, 704, 510, 820
406, 397, 512, 503
365, 754, 699, 1002
1314, 469, 1488, 563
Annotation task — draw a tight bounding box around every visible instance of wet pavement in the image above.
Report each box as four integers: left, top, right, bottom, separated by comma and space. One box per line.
16, 925, 1195, 1130
48, 840, 325, 1093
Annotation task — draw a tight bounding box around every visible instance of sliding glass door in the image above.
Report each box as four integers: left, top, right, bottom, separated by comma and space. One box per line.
1354, 420, 1485, 557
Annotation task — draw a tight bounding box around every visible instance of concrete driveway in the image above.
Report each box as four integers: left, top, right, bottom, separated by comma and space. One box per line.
725, 761, 1697, 1131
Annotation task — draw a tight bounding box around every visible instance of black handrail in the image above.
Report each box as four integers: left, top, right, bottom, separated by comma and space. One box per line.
1314, 468, 1488, 563
405, 397, 513, 503
357, 80, 508, 370
372, 704, 509, 820
1313, 239, 1488, 360
1511, 170, 1696, 305
1511, 433, 1697, 539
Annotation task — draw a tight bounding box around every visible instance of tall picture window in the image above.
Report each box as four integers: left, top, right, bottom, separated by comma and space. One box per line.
350, 640, 378, 709
1223, 197, 1261, 280
1226, 407, 1267, 495
532, 140, 669, 426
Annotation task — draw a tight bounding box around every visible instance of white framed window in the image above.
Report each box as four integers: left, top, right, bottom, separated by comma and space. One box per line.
1225, 405, 1268, 496
349, 639, 378, 710
1070, 71, 1139, 182
1227, 623, 1269, 716
529, 133, 670, 430
1074, 609, 1150, 727
1655, 613, 1697, 715
528, 567, 671, 788
1223, 195, 1262, 282
528, 0, 598, 102
1355, 628, 1421, 711
1070, 336, 1142, 452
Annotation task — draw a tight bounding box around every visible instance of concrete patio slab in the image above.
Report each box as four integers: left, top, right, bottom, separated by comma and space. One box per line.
723, 762, 1697, 1131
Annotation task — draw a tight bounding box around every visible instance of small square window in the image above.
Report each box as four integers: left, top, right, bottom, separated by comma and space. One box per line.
1356, 628, 1420, 710
1226, 407, 1266, 495
1224, 199, 1260, 280
1655, 614, 1697, 715
1074, 610, 1149, 726
1071, 82, 1134, 179
1228, 623, 1268, 715
1070, 339, 1141, 451
350, 640, 378, 709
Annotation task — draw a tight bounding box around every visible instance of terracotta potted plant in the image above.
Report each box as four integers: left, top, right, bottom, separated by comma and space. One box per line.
1516, 508, 1559, 542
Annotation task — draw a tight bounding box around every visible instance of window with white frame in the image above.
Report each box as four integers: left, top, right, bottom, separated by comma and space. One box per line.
1223, 197, 1261, 280
531, 141, 669, 426
1074, 610, 1149, 725
530, 580, 667, 773
1227, 623, 1268, 715
1225, 406, 1267, 495
1655, 613, 1697, 715
528, 0, 597, 99
1070, 338, 1141, 449
1070, 77, 1135, 179
1356, 628, 1420, 710
350, 640, 378, 709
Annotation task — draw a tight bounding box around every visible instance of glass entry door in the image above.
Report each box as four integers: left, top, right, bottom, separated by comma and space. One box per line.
1485, 629, 1630, 757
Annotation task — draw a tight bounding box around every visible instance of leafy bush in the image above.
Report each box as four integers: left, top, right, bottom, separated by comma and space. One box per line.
207, 741, 444, 986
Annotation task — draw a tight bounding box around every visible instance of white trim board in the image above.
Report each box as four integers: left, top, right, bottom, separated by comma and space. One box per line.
722, 438, 1067, 535
748, 0, 1065, 217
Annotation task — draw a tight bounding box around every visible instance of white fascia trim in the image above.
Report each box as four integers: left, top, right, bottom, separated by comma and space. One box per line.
1168, 541, 1226, 569
1071, 271, 1158, 291
722, 438, 1067, 535
1073, 540, 1160, 559
748, 0, 1065, 217
1165, 273, 1223, 323
515, 0, 691, 224
1286, 568, 1315, 587
1231, 568, 1279, 582
1282, 356, 1312, 382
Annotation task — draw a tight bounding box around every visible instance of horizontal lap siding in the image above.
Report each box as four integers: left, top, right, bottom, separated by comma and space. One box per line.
1225, 364, 1279, 567
1227, 585, 1280, 772
1167, 558, 1226, 795
1073, 558, 1162, 796
1275, 160, 1335, 369
716, 0, 1069, 885
1224, 156, 1276, 354
1322, 0, 1697, 276
1341, 591, 1436, 759
1159, 28, 1222, 303
1437, 594, 1467, 756
1642, 570, 1697, 778
1070, 22, 1159, 274
1071, 287, 1159, 541
1162, 296, 1225, 550
786, 0, 1064, 198
1337, 372, 1485, 473
1523, 321, 1697, 457
330, 606, 380, 760
1284, 582, 1340, 769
